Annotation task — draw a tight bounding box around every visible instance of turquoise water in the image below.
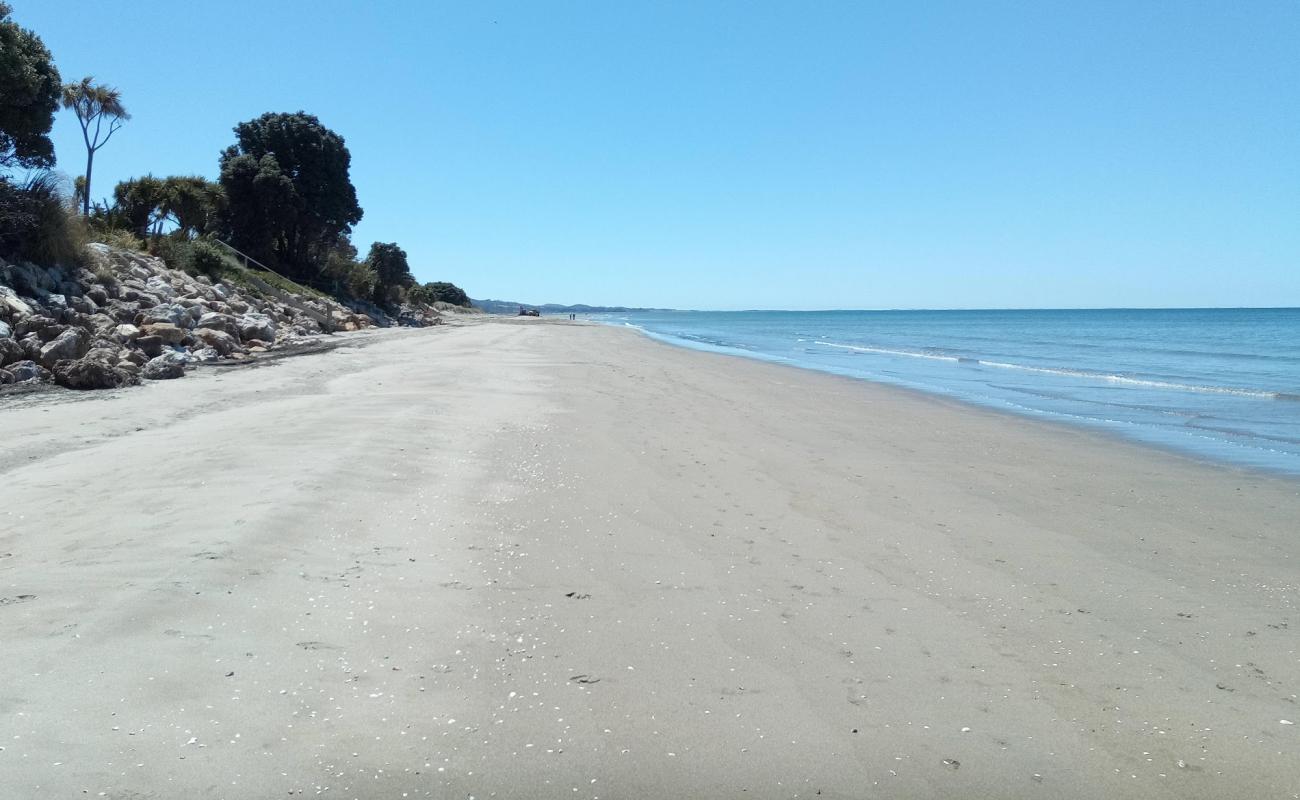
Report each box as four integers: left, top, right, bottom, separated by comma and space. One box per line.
600, 309, 1300, 476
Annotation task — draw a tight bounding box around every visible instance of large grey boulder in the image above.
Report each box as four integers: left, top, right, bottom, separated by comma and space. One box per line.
39, 328, 90, 367
0, 336, 23, 367
0, 320, 11, 339
0, 285, 34, 318
0, 360, 49, 384
113, 324, 140, 342
238, 312, 277, 342
145, 276, 175, 298
196, 312, 240, 337
142, 353, 185, 380
141, 303, 189, 327
52, 354, 136, 390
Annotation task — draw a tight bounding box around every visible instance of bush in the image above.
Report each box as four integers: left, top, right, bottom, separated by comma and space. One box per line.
188, 238, 228, 277
409, 281, 470, 307
150, 236, 232, 278
0, 172, 82, 267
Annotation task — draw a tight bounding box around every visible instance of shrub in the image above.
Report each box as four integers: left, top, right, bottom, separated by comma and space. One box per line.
188, 238, 227, 277
0, 172, 81, 266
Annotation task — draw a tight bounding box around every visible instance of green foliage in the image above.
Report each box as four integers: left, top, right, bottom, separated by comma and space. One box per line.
218, 111, 363, 280
150, 235, 233, 278
409, 281, 470, 307
113, 175, 165, 237
322, 240, 377, 300
365, 241, 413, 307
0, 2, 61, 170
109, 175, 224, 239
0, 172, 81, 266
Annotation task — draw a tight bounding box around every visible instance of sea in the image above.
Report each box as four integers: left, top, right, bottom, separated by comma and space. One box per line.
599, 308, 1300, 477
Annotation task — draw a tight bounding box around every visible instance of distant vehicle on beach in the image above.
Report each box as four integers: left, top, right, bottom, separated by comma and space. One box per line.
517, 306, 540, 317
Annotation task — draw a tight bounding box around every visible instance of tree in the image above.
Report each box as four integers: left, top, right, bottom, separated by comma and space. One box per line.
365, 241, 414, 307
112, 175, 166, 238
410, 281, 470, 307
0, 2, 62, 170
61, 76, 129, 215
218, 111, 362, 280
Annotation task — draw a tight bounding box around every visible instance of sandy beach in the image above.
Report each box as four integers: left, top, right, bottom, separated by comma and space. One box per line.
1, 319, 1297, 799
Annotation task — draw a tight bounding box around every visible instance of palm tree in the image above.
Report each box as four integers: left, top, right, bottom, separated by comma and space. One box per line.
61, 77, 129, 216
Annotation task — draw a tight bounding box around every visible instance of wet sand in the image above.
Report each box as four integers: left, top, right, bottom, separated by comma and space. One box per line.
1, 320, 1297, 799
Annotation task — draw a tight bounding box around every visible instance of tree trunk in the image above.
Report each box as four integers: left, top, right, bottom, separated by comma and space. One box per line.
82, 148, 94, 217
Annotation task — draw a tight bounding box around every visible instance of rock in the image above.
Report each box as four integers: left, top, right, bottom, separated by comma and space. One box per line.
119, 348, 147, 367
1, 360, 48, 383
107, 300, 140, 322
238, 312, 277, 342
0, 285, 34, 318
142, 354, 185, 380
190, 347, 220, 362
0, 336, 23, 366
128, 265, 151, 281
139, 322, 185, 345
52, 355, 136, 390
69, 295, 98, 315
135, 335, 164, 358
19, 333, 42, 361
0, 320, 10, 338
85, 286, 109, 306
44, 293, 68, 312
15, 315, 57, 339
141, 303, 189, 327
196, 312, 240, 337
39, 328, 90, 367
192, 327, 239, 355
113, 324, 141, 342
145, 276, 175, 298
247, 345, 268, 353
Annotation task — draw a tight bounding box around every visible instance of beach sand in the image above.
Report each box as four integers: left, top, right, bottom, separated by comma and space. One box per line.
1, 320, 1297, 799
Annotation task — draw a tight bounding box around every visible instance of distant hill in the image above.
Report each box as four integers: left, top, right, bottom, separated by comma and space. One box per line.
471, 298, 668, 315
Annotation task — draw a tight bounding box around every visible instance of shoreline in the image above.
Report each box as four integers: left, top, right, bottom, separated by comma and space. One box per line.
2, 320, 1298, 799
606, 319, 1300, 482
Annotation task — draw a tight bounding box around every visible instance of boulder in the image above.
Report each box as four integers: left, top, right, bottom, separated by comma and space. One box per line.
0, 336, 23, 366
119, 348, 147, 367
196, 312, 240, 337
85, 286, 109, 306
139, 323, 185, 345
189, 347, 220, 362
0, 320, 10, 338
15, 315, 58, 339
52, 355, 136, 390
142, 354, 185, 380
192, 327, 239, 355
238, 312, 277, 342
39, 328, 90, 367
0, 285, 34, 318
141, 303, 189, 327
145, 276, 175, 298
113, 324, 141, 342
1, 360, 48, 383
134, 335, 163, 358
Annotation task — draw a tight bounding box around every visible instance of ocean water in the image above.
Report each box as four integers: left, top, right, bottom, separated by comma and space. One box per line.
601, 308, 1300, 476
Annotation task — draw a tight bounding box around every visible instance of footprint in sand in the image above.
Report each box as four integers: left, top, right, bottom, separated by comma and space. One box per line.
0, 595, 35, 606
296, 641, 340, 651
570, 674, 601, 684
565, 591, 592, 599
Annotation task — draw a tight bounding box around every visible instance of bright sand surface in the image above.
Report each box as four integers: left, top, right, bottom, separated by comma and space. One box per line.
1, 320, 1297, 800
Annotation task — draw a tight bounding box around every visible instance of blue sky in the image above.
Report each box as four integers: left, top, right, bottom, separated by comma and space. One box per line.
16, 1, 1300, 309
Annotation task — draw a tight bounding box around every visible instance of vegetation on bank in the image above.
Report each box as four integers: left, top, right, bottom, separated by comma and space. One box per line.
0, 2, 469, 311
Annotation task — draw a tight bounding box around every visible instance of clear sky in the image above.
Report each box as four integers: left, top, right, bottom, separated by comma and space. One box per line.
15, 1, 1300, 310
